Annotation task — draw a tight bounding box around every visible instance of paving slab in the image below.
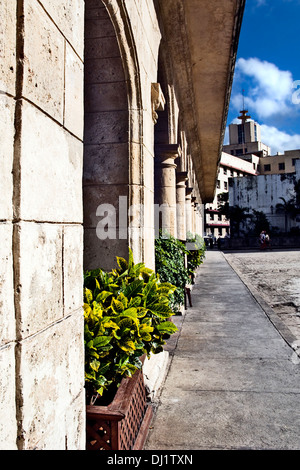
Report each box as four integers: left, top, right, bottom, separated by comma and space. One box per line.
145, 250, 300, 450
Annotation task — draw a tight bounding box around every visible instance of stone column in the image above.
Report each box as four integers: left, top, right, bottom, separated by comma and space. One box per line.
194, 202, 199, 235
176, 171, 188, 241
191, 196, 197, 235
185, 187, 193, 238
154, 144, 179, 237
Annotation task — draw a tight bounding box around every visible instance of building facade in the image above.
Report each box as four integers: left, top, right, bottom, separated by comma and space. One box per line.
213, 111, 300, 239
229, 161, 300, 233
205, 151, 258, 238
258, 149, 300, 175
0, 0, 244, 449
223, 110, 271, 157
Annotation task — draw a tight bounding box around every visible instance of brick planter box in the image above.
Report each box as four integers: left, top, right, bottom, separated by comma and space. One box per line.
86, 366, 153, 450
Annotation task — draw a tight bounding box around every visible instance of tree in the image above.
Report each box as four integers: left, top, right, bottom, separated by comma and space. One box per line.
276, 196, 297, 233
250, 210, 270, 236
218, 193, 250, 237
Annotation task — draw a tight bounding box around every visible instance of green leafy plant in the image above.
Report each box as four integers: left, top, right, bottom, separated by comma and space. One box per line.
84, 248, 178, 404
186, 233, 206, 275
155, 232, 190, 311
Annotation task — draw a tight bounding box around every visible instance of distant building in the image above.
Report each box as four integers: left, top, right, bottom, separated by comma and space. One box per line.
229, 161, 300, 233
223, 109, 271, 157
210, 109, 300, 238
258, 149, 300, 175
204, 151, 258, 238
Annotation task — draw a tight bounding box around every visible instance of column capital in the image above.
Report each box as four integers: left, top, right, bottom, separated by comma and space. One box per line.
176, 171, 188, 185
185, 187, 193, 197
155, 144, 180, 168
151, 83, 166, 124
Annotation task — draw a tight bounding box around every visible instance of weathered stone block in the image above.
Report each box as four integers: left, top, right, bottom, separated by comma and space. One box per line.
0, 0, 16, 95
142, 107, 155, 158
143, 145, 155, 191
0, 343, 17, 450
63, 225, 83, 315
18, 311, 84, 449
38, 389, 85, 450
14, 222, 63, 338
84, 110, 128, 145
84, 56, 125, 84
64, 388, 86, 450
23, 0, 64, 122
0, 94, 14, 221
0, 223, 15, 346
85, 81, 127, 113
64, 43, 84, 139
83, 184, 129, 229
19, 100, 83, 223
84, 36, 120, 60
85, 3, 112, 21
85, 17, 115, 40
143, 187, 155, 230
39, 0, 84, 59
83, 143, 129, 185
84, 228, 129, 272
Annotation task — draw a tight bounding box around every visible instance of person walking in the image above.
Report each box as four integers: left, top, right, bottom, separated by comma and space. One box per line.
259, 230, 266, 250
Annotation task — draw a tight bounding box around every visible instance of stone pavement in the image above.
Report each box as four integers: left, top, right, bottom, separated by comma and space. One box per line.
145, 250, 300, 450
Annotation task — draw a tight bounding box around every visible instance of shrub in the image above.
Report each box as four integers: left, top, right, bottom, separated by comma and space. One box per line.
84, 248, 178, 403
155, 232, 190, 311
186, 233, 206, 275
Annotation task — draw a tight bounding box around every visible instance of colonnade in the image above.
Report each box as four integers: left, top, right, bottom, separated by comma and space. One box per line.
154, 143, 203, 241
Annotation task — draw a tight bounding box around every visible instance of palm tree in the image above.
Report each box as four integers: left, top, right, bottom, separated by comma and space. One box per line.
276, 197, 297, 233
228, 205, 250, 237
217, 193, 250, 237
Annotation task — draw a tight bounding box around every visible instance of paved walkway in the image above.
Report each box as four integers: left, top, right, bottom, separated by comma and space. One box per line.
145, 250, 300, 450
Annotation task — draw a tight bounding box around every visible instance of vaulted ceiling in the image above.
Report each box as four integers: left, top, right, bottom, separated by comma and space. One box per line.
156, 0, 245, 203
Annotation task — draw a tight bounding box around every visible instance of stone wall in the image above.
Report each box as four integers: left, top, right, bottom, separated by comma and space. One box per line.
229, 171, 299, 232
83, 0, 162, 272
0, 0, 85, 449
0, 0, 242, 450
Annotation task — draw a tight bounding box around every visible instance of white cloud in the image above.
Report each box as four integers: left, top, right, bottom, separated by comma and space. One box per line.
228, 57, 300, 154
260, 124, 300, 154
233, 57, 294, 119
254, 0, 267, 6
224, 120, 300, 154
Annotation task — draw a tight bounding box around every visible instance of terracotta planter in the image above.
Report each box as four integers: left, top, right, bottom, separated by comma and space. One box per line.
86, 366, 153, 450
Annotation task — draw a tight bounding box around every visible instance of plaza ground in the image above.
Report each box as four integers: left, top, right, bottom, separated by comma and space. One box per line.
145, 249, 300, 450
223, 248, 300, 347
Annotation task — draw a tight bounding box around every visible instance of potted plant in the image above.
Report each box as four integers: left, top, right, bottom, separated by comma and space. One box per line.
84, 248, 178, 450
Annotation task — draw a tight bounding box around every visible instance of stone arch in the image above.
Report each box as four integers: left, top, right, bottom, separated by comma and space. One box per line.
154, 45, 182, 238
83, 0, 144, 271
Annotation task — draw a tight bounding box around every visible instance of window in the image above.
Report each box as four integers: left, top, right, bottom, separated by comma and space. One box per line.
224, 181, 228, 190
210, 213, 214, 221
223, 168, 227, 175
218, 213, 222, 221
264, 164, 271, 172
292, 158, 299, 166
238, 124, 245, 144
216, 180, 220, 189
278, 162, 285, 171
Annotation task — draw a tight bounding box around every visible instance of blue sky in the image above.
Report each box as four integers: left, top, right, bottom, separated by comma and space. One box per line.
225, 0, 300, 154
